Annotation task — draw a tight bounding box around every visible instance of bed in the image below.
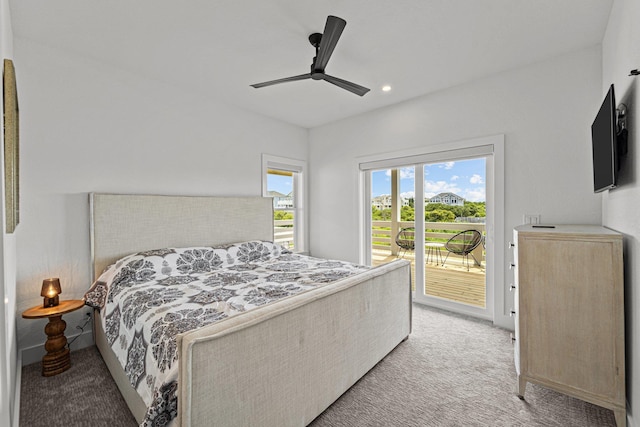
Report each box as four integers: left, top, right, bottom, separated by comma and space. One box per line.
87, 193, 412, 427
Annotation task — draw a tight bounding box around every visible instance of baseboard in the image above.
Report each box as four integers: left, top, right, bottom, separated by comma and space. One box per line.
67, 326, 96, 352
20, 329, 94, 366
493, 313, 514, 330
12, 351, 21, 427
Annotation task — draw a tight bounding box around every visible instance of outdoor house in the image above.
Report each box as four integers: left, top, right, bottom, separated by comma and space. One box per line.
427, 192, 465, 206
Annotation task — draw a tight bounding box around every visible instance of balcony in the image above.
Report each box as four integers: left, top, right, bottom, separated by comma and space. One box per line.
273, 219, 486, 308
372, 221, 486, 308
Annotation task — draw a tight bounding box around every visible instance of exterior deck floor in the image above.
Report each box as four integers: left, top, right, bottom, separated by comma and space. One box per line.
372, 248, 486, 308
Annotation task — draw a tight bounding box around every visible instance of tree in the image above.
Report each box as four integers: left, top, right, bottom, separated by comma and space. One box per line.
425, 202, 448, 212
274, 211, 293, 220
465, 201, 486, 217
372, 206, 391, 220
400, 205, 414, 221
374, 201, 485, 223
424, 201, 486, 219
425, 209, 455, 222
372, 206, 382, 220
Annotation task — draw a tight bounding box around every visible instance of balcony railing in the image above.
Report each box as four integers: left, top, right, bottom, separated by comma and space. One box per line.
372, 220, 485, 266
274, 219, 485, 267
274, 219, 294, 249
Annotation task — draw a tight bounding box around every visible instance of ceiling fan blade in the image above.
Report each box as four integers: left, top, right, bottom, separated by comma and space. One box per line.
322, 74, 370, 96
251, 73, 311, 89
314, 16, 346, 71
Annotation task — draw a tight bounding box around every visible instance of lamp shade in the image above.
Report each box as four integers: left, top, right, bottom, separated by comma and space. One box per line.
41, 278, 62, 307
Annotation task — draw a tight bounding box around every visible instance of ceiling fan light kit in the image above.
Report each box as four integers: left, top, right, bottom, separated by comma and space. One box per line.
251, 15, 370, 96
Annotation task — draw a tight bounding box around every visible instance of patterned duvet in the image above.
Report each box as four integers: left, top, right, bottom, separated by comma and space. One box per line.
84, 240, 369, 427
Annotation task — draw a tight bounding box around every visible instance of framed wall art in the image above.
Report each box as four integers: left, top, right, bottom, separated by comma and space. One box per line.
3, 59, 19, 234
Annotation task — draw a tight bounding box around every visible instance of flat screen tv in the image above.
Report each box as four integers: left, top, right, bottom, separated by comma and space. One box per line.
591, 84, 618, 193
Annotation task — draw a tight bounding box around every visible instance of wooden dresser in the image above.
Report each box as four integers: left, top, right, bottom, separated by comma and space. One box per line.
511, 224, 625, 426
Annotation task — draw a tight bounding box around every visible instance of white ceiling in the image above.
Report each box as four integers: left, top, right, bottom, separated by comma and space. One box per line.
10, 0, 612, 128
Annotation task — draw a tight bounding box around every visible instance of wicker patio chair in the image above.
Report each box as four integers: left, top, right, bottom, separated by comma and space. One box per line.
395, 227, 415, 258
442, 229, 483, 271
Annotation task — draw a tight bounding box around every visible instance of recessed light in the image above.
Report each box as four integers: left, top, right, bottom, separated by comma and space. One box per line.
382, 85, 392, 92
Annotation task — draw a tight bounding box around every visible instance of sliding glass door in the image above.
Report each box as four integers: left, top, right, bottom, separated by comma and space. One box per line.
362, 141, 499, 321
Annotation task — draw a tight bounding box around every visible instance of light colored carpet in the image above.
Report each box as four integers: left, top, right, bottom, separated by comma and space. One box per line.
309, 304, 617, 426
20, 304, 617, 426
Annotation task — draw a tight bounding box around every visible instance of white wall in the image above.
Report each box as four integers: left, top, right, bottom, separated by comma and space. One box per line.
0, 0, 17, 425
602, 0, 640, 424
13, 38, 308, 362
309, 46, 603, 327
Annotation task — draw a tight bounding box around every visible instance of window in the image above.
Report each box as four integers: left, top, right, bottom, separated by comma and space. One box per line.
262, 154, 307, 253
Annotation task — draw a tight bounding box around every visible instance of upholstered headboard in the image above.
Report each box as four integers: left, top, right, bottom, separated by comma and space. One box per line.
90, 193, 273, 280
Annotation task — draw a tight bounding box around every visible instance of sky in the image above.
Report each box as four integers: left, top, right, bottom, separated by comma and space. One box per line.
371, 158, 486, 202
267, 174, 293, 196
266, 157, 486, 202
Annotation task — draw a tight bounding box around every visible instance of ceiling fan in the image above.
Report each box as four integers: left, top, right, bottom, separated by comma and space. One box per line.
251, 15, 370, 97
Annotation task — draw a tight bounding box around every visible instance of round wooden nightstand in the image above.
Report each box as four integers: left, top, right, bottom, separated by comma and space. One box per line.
22, 299, 85, 377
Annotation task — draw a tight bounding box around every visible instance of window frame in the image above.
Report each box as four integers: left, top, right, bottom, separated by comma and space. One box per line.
262, 154, 308, 254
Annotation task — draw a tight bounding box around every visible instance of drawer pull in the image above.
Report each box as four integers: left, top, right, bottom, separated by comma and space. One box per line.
510, 310, 516, 317
509, 263, 516, 269
510, 284, 517, 291
509, 242, 516, 248
510, 334, 516, 343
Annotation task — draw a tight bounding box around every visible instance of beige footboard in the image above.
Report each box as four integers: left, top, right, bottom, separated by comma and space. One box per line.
178, 259, 411, 427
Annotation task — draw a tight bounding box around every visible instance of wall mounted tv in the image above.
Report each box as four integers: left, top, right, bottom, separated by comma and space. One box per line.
591, 84, 622, 193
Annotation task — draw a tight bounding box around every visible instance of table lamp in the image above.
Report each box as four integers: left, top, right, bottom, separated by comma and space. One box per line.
41, 278, 61, 308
